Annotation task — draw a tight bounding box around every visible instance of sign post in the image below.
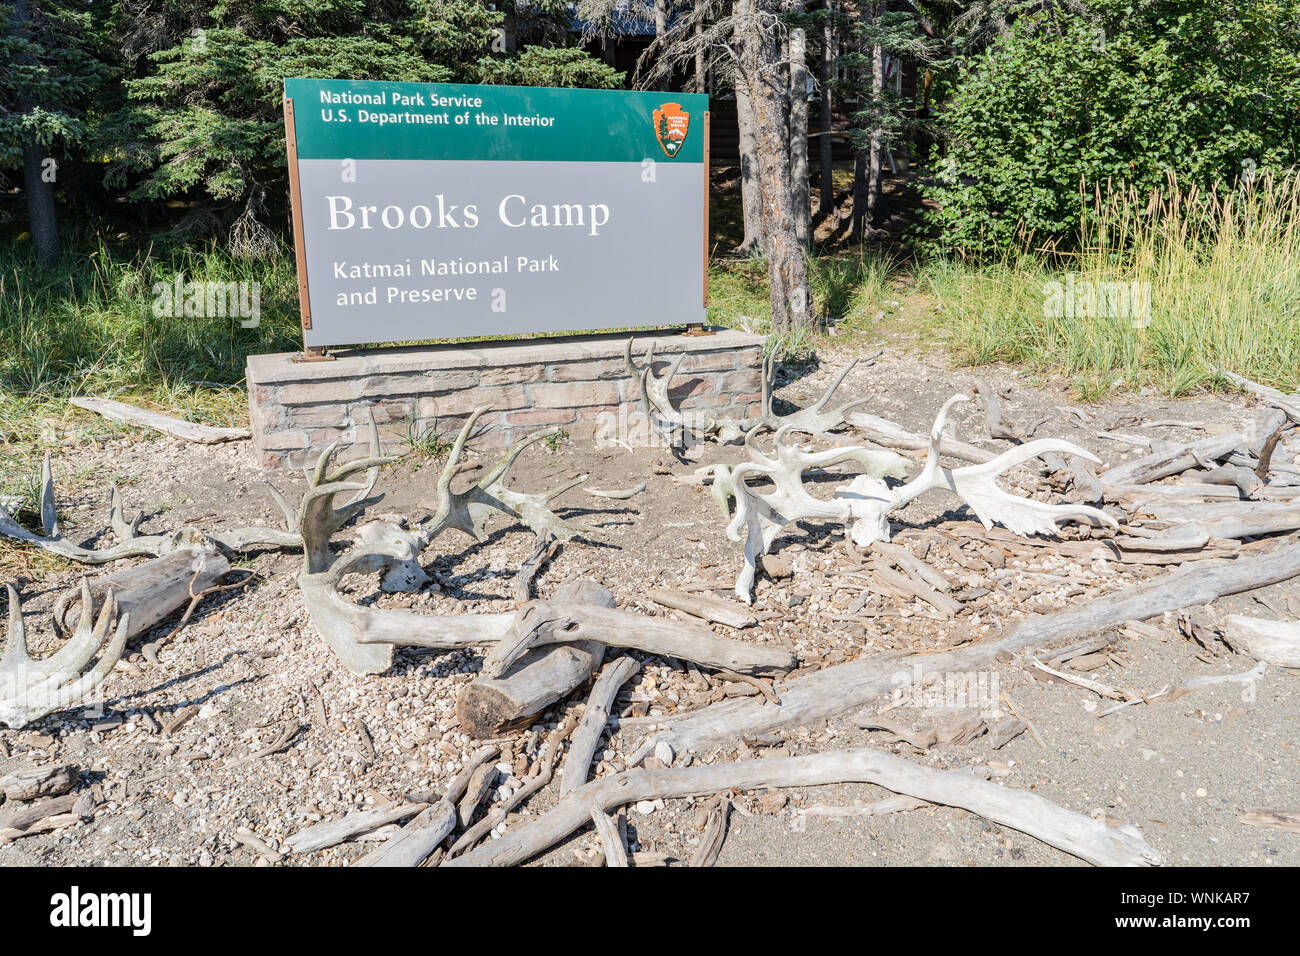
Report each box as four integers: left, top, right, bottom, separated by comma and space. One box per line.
282, 78, 709, 352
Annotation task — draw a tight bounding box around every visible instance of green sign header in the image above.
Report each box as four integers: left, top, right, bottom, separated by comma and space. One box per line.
284, 78, 708, 164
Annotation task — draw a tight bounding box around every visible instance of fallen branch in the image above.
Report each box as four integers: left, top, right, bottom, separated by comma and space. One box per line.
483, 599, 795, 679
560, 656, 640, 794
70, 397, 251, 444
285, 801, 425, 854
445, 748, 1161, 868
590, 807, 629, 867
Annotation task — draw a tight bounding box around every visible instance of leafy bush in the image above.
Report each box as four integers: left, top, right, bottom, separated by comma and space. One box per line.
922, 0, 1300, 256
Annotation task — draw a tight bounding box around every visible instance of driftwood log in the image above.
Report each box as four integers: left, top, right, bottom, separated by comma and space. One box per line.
445, 748, 1161, 868
70, 397, 251, 443
560, 655, 640, 794
482, 599, 796, 679
627, 540, 1300, 762
54, 548, 229, 639
456, 581, 611, 738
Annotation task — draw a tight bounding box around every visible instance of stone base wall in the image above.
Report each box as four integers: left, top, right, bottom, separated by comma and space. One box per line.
246, 329, 766, 470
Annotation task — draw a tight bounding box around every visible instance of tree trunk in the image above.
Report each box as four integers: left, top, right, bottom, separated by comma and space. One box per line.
694, 17, 706, 92
655, 0, 669, 91
735, 79, 765, 255
741, 0, 812, 331
789, 27, 811, 247
819, 2, 836, 219
850, 147, 867, 239
21, 141, 59, 267
12, 0, 59, 267
865, 39, 885, 229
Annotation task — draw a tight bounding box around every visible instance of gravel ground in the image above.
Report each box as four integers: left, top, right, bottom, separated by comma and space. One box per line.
0, 337, 1296, 867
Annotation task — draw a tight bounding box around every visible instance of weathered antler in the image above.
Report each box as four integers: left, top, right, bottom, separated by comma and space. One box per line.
0, 580, 130, 728
754, 352, 875, 434
711, 395, 1119, 602
713, 428, 913, 602
0, 454, 302, 563
624, 338, 693, 447
836, 395, 1118, 549
294, 411, 514, 674
422, 406, 602, 545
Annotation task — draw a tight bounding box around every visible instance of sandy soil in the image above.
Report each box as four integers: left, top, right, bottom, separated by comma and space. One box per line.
0, 333, 1296, 867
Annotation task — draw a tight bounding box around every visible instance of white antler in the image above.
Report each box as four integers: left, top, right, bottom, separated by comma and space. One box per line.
0, 580, 130, 728
713, 394, 1119, 601
717, 427, 912, 602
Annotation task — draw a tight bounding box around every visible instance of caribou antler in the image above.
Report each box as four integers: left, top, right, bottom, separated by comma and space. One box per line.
622, 338, 877, 448
0, 454, 304, 564
754, 352, 876, 435
623, 338, 693, 447
1, 580, 130, 728
421, 406, 603, 545
714, 428, 912, 602
711, 395, 1119, 602
294, 410, 526, 674
837, 395, 1118, 548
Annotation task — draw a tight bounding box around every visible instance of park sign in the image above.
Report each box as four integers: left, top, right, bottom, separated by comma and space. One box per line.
282, 78, 709, 350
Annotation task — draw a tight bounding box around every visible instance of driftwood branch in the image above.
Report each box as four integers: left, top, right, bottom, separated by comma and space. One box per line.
560, 655, 641, 794
445, 748, 1161, 868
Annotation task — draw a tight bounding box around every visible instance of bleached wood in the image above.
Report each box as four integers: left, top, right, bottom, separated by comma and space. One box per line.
560, 655, 640, 794
630, 541, 1300, 762
590, 807, 629, 867
445, 748, 1161, 868
1222, 615, 1300, 667
483, 600, 795, 679
456, 582, 612, 738
646, 587, 758, 628
70, 397, 250, 443
285, 801, 424, 854
54, 548, 228, 639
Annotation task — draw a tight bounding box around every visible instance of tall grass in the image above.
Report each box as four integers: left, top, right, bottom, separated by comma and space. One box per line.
924, 173, 1300, 397
0, 235, 301, 445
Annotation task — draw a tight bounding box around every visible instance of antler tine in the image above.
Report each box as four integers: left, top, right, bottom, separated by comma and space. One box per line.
41, 589, 130, 721
480, 426, 556, 490
263, 482, 298, 532
807, 358, 859, 413
109, 484, 143, 541
435, 406, 492, 500
40, 452, 58, 537
343, 407, 386, 507
3, 584, 31, 669
624, 338, 652, 418
41, 579, 116, 683
890, 393, 971, 511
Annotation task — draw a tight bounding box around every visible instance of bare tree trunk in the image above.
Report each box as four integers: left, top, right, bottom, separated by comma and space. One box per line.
741, 0, 812, 331
695, 17, 706, 92
850, 147, 867, 239
789, 26, 811, 247
819, 2, 836, 219
655, 0, 669, 91
12, 0, 59, 267
735, 79, 765, 256
866, 39, 885, 229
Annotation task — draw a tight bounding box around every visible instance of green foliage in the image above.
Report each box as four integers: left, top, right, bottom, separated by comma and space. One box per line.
477, 47, 624, 89
0, 231, 301, 443
922, 0, 1300, 256
0, 0, 108, 164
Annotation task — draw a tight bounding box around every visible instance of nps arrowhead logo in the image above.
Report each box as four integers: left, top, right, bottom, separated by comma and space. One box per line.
653, 103, 690, 158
